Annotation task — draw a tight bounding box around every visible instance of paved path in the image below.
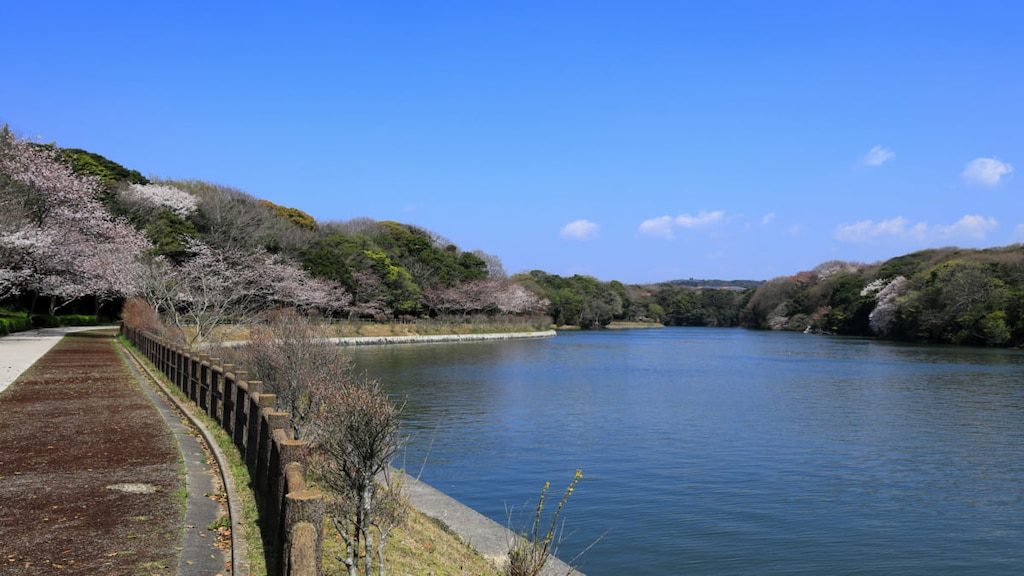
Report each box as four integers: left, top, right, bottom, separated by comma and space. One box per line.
0, 326, 107, 394
0, 328, 229, 575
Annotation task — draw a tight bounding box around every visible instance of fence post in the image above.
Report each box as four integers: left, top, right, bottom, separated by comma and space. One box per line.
245, 387, 269, 472
257, 405, 287, 494
233, 378, 250, 455
210, 363, 223, 421
188, 353, 200, 403
272, 431, 307, 547
286, 522, 321, 576
221, 366, 237, 435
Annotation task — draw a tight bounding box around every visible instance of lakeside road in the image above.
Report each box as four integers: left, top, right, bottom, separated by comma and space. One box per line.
0, 328, 228, 575
0, 326, 117, 394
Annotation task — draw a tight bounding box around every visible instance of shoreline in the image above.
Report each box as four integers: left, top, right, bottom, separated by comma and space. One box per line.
403, 474, 582, 576
329, 329, 557, 346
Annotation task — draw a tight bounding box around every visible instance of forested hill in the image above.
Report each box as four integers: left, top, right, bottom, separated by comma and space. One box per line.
742, 248, 1024, 347
667, 278, 762, 290
4, 129, 1022, 347
0, 130, 545, 328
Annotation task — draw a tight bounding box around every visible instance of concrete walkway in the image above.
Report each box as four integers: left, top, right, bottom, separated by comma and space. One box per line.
0, 326, 108, 394
0, 327, 230, 573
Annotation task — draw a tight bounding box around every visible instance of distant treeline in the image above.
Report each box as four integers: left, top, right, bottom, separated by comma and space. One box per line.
522, 248, 1024, 347
666, 278, 763, 290
512, 270, 750, 329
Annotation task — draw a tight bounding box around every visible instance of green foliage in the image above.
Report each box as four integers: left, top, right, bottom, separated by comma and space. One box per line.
741, 246, 1024, 347
370, 221, 489, 287
525, 272, 623, 328
60, 148, 149, 186
0, 314, 33, 336
667, 278, 763, 290
29, 314, 101, 328
301, 234, 360, 291
257, 199, 318, 231
652, 284, 748, 327
144, 209, 200, 261
364, 250, 422, 315
300, 222, 496, 317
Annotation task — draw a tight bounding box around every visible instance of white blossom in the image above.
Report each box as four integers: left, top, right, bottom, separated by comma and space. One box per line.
868, 276, 908, 335
122, 183, 198, 217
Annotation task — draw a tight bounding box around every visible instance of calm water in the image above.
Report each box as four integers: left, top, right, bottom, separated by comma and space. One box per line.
347, 328, 1024, 575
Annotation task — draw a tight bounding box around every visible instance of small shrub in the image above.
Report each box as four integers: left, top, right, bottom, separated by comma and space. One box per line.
0, 315, 34, 336
506, 469, 583, 576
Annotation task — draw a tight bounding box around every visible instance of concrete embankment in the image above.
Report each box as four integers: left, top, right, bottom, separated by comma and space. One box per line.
329, 329, 557, 346
404, 474, 582, 576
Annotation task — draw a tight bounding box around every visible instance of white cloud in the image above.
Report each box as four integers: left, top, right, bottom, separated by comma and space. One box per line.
638, 210, 725, 240
761, 212, 776, 226
560, 219, 600, 240
676, 210, 725, 228
862, 145, 894, 167
834, 214, 997, 243
962, 158, 1013, 186
1014, 224, 1024, 241
936, 214, 998, 239
637, 216, 675, 239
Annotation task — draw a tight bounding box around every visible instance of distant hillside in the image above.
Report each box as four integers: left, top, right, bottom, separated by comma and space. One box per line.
741, 249, 1024, 347
0, 127, 543, 325
666, 278, 763, 290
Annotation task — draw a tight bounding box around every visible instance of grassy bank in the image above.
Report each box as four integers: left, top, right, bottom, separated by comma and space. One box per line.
197, 314, 554, 343
322, 508, 502, 575
604, 321, 665, 329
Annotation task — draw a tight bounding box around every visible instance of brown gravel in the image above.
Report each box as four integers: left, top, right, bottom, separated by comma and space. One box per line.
0, 330, 184, 575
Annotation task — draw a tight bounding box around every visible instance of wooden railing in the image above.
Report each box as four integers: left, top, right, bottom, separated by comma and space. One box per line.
121, 325, 324, 576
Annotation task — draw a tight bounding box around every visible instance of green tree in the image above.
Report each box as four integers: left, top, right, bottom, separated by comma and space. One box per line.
364, 250, 421, 316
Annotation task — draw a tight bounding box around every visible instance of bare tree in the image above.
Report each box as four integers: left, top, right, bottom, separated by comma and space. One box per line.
138, 237, 350, 347
307, 374, 405, 576
162, 178, 316, 256
231, 309, 347, 439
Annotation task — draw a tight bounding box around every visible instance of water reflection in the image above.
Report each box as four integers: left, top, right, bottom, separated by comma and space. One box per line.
346, 328, 1024, 576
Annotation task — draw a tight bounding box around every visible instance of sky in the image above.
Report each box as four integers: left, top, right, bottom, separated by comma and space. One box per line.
2, 1, 1021, 284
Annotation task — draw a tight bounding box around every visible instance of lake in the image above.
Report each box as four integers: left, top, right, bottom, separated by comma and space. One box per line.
346, 327, 1024, 575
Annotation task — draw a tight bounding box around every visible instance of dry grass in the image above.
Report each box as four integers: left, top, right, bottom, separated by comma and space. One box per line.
197, 316, 552, 343
604, 321, 664, 329
321, 506, 502, 576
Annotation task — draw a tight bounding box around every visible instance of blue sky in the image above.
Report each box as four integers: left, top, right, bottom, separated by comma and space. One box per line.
2, 1, 1020, 283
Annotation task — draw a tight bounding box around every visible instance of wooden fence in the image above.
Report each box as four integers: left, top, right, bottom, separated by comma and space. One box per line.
121, 325, 324, 576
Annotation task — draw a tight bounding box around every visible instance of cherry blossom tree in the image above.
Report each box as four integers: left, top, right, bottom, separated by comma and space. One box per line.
117, 182, 198, 218
138, 237, 351, 346
422, 278, 548, 318
866, 276, 908, 335
348, 269, 389, 319
0, 126, 149, 312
